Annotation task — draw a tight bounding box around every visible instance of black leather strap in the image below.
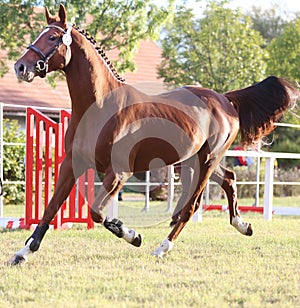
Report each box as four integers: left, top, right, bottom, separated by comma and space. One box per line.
27, 44, 47, 61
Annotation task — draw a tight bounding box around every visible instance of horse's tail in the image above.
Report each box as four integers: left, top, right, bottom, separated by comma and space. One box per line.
224, 76, 299, 147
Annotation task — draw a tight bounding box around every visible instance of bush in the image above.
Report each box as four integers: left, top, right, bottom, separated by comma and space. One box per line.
2, 119, 25, 204
213, 165, 300, 199
274, 167, 300, 197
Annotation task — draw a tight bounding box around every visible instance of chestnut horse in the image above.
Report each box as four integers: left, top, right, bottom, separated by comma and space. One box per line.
11, 4, 298, 264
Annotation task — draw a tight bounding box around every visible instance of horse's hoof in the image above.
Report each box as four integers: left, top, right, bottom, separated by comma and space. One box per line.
130, 234, 142, 247
151, 238, 174, 258
232, 216, 253, 236
246, 224, 253, 236
8, 254, 28, 266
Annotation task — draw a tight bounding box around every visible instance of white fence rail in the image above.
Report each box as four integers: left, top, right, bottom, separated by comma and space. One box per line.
225, 149, 300, 220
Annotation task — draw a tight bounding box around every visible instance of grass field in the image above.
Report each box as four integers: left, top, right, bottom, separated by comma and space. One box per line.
3, 195, 300, 221
0, 198, 299, 307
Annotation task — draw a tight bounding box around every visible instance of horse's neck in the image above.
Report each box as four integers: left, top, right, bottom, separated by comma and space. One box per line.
65, 33, 122, 117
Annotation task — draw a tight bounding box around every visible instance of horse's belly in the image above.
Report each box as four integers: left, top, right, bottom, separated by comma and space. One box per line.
110, 133, 200, 173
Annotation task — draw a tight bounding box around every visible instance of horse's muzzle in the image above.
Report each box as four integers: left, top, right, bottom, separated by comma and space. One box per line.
14, 61, 35, 82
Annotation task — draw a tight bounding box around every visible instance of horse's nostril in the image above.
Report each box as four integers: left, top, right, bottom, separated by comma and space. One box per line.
14, 62, 26, 74
19, 64, 25, 72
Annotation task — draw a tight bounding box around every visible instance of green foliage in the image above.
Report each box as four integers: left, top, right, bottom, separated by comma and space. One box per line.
247, 4, 287, 45
85, 0, 174, 73
158, 1, 266, 92
0, 0, 174, 78
270, 126, 300, 167
262, 15, 300, 149
158, 0, 300, 154
266, 19, 300, 83
0, 0, 45, 74
228, 165, 300, 198
272, 126, 300, 150
2, 119, 25, 204
274, 167, 300, 197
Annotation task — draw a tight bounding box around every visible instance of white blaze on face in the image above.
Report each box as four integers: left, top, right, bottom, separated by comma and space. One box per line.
32, 28, 50, 44
21, 28, 50, 58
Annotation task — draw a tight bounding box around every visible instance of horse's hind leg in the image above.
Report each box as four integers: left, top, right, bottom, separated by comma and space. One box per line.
210, 164, 253, 236
89, 168, 142, 247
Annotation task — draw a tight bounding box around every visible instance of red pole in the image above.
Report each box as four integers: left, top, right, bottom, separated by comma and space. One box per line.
25, 109, 34, 225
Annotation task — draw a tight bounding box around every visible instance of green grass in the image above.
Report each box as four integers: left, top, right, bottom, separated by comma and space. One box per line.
3, 195, 300, 220
0, 210, 299, 307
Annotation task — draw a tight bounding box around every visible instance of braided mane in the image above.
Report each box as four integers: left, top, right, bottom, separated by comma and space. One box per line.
73, 25, 125, 83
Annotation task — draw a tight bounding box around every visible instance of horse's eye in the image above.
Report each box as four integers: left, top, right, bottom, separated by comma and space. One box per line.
49, 35, 57, 41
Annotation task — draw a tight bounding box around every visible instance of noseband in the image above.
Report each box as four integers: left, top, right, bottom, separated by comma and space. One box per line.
27, 24, 72, 75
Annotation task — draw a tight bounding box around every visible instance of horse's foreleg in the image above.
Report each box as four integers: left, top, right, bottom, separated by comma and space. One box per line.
89, 169, 142, 247
211, 165, 253, 236
9, 156, 76, 265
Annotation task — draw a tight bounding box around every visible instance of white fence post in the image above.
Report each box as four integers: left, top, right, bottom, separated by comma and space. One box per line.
255, 142, 261, 206
166, 165, 174, 213
0, 103, 3, 217
193, 195, 203, 222
143, 170, 150, 212
192, 180, 206, 223
205, 180, 209, 205
263, 156, 275, 221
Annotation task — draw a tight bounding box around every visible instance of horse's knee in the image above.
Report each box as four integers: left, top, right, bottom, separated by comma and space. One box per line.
90, 209, 105, 224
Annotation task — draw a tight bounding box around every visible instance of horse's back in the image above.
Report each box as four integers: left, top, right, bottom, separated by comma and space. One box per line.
106, 85, 240, 172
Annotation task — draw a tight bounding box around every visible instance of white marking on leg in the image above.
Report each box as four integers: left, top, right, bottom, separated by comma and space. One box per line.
232, 216, 249, 235
10, 238, 34, 264
122, 226, 137, 243
121, 226, 142, 247
151, 238, 174, 258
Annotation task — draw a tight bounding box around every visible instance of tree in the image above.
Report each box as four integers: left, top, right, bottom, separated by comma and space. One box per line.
266, 19, 300, 84
0, 0, 174, 77
158, 1, 266, 93
243, 5, 300, 129
265, 19, 300, 126
0, 0, 44, 77
246, 4, 288, 45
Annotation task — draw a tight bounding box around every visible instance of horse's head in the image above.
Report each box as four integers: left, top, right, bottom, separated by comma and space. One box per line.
14, 4, 72, 82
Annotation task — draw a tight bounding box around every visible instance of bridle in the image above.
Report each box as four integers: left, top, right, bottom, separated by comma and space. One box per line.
27, 24, 72, 76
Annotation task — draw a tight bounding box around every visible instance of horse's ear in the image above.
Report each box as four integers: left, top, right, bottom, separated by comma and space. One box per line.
45, 7, 57, 25
58, 3, 67, 25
